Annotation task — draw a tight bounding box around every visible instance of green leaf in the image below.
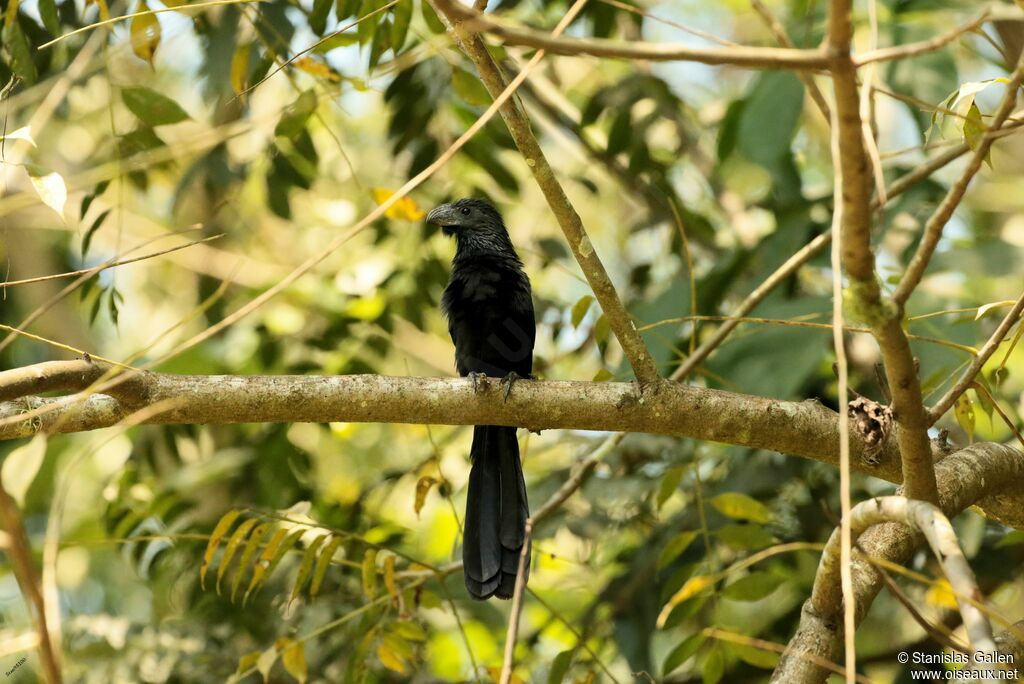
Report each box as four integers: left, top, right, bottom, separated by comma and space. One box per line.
421, 0, 445, 33
390, 0, 411, 52
216, 517, 259, 594
230, 522, 270, 601
275, 90, 317, 138
122, 87, 190, 126
606, 109, 631, 156
663, 633, 705, 676
657, 465, 685, 510
702, 644, 725, 684
592, 368, 614, 382
722, 571, 784, 601
994, 530, 1024, 549
571, 295, 594, 328
38, 0, 60, 36
963, 102, 991, 167
81, 209, 111, 257
3, 22, 37, 84
451, 67, 490, 107
243, 527, 289, 602
290, 534, 328, 603
593, 315, 610, 345
310, 535, 342, 597
310, 0, 332, 35
658, 531, 699, 571
391, 620, 427, 641
715, 523, 775, 550
201, 510, 242, 589
1, 434, 46, 507
357, 0, 380, 46
548, 649, 574, 684
711, 492, 773, 524
727, 642, 779, 669
736, 71, 804, 166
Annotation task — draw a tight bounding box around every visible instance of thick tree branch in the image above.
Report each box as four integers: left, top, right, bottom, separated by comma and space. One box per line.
810, 497, 995, 659
431, 0, 831, 70
828, 0, 938, 505
773, 442, 1024, 684
430, 0, 661, 382
4, 366, 1024, 529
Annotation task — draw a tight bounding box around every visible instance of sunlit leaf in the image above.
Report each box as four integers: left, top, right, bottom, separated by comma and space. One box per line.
216, 517, 259, 594
230, 44, 251, 96
391, 620, 427, 641
256, 646, 278, 682
290, 534, 328, 604
377, 640, 408, 674
362, 548, 379, 598
963, 102, 991, 167
278, 638, 307, 683
975, 301, 1012, 321
122, 87, 190, 126
243, 528, 287, 601
414, 476, 438, 517
201, 509, 242, 589
925, 578, 959, 610
310, 535, 342, 597
27, 167, 67, 219
382, 554, 398, 604
2, 434, 46, 507
130, 1, 161, 66
231, 522, 271, 601
955, 393, 975, 444
0, 125, 34, 146
657, 575, 715, 627
711, 492, 773, 524
371, 188, 426, 221
293, 57, 340, 82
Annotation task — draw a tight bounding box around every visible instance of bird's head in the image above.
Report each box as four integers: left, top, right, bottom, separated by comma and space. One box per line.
426, 198, 506, 238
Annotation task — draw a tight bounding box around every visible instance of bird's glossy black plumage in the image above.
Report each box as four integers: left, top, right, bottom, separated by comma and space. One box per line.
427, 198, 535, 600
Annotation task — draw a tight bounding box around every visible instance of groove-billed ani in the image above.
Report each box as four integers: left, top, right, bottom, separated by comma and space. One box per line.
426, 198, 535, 600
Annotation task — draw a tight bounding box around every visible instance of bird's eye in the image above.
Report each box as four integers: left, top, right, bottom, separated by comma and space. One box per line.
459, 207, 471, 216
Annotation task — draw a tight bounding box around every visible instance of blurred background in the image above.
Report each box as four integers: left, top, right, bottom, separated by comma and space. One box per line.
2, 0, 1024, 680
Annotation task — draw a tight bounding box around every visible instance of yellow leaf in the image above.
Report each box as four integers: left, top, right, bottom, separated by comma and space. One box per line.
309, 535, 342, 597
383, 554, 398, 604
200, 510, 242, 589
277, 638, 308, 683
216, 517, 259, 594
955, 394, 975, 444
293, 57, 340, 82
289, 533, 327, 604
925, 578, 959, 610
371, 188, 426, 221
657, 575, 716, 627
230, 44, 250, 96
362, 548, 379, 598
711, 492, 773, 524
377, 641, 408, 674
129, 0, 160, 66
414, 476, 438, 517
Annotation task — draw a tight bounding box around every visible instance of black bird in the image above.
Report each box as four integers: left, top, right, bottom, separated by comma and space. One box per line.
426, 198, 535, 600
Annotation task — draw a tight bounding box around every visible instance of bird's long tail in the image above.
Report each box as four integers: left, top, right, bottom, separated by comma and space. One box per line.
463, 425, 530, 600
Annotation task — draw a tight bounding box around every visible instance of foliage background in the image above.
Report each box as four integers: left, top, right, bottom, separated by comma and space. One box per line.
2, 0, 1024, 681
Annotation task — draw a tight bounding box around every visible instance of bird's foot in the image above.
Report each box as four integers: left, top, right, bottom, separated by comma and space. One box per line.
499, 371, 524, 402
467, 372, 488, 394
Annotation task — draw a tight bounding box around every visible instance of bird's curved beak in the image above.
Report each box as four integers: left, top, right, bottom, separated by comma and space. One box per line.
426, 203, 454, 227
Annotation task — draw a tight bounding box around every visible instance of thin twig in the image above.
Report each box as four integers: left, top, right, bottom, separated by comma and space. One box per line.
431, 0, 830, 69
893, 57, 1024, 307
499, 520, 533, 684
855, 8, 992, 66
929, 289, 1024, 424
